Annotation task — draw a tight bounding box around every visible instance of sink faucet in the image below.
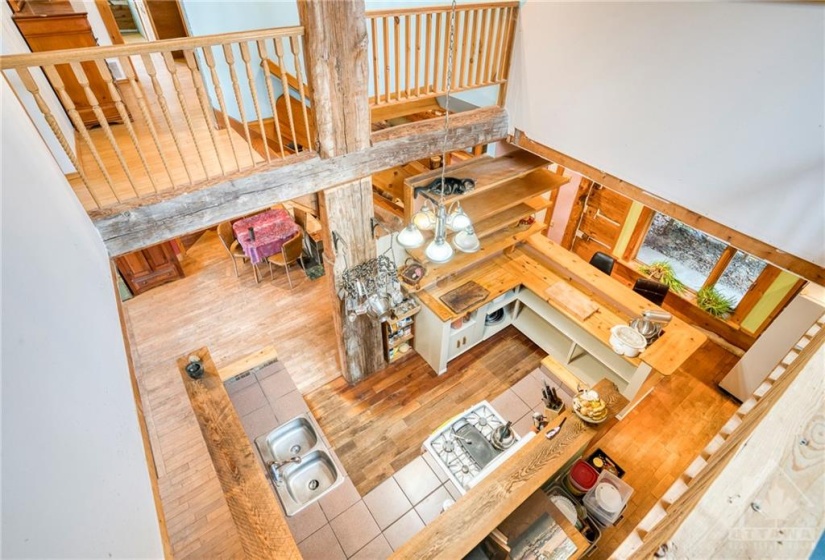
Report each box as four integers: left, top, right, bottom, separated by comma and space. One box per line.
268, 456, 302, 485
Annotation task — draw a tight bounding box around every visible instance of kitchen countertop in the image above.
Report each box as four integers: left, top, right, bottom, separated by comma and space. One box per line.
392, 378, 627, 560
413, 234, 707, 376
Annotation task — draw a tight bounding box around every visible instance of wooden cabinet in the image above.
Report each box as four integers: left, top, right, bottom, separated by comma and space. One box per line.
115, 241, 185, 296
13, 9, 123, 128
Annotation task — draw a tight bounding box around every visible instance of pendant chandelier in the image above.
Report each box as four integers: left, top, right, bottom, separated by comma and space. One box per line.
395, 0, 479, 261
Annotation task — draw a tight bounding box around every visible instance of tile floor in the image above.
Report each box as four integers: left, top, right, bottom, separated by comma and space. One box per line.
226, 360, 567, 559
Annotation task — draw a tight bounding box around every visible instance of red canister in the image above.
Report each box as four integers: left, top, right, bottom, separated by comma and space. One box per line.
566, 460, 599, 496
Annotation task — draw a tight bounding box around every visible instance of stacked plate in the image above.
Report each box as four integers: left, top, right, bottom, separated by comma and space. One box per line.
583, 470, 633, 526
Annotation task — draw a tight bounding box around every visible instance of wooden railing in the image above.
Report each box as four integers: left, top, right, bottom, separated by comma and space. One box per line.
0, 27, 314, 211
366, 2, 519, 110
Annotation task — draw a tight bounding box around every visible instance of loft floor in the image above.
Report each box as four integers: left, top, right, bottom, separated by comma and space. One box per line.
124, 230, 738, 558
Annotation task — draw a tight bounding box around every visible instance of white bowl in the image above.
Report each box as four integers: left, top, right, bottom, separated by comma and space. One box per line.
595, 482, 623, 513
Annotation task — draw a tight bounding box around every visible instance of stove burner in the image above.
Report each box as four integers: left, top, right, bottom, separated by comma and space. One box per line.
477, 417, 488, 427
442, 441, 455, 453
461, 465, 470, 474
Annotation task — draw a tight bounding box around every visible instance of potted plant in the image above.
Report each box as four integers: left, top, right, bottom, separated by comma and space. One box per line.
696, 286, 734, 318
638, 260, 686, 294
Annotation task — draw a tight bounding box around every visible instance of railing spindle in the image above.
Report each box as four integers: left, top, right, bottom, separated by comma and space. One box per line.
43, 65, 120, 201
239, 42, 271, 163
221, 43, 257, 166
288, 35, 313, 151
257, 41, 286, 158
414, 14, 421, 97
491, 7, 506, 83
476, 8, 489, 86
465, 10, 478, 89
140, 53, 195, 184
483, 8, 497, 84
272, 37, 298, 152
382, 17, 390, 103
451, 10, 462, 92
404, 15, 411, 100
14, 67, 102, 207
370, 17, 380, 105
160, 51, 210, 179
93, 59, 157, 193
434, 12, 443, 93
117, 55, 176, 187
202, 46, 242, 172
182, 49, 226, 176
423, 13, 432, 96
70, 61, 141, 198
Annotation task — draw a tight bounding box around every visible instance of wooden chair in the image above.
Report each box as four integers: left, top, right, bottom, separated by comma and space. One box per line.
267, 230, 305, 288
633, 278, 669, 306
217, 221, 249, 278
589, 251, 615, 276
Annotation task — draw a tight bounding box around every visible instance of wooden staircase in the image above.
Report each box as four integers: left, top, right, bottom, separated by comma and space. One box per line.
612, 314, 825, 558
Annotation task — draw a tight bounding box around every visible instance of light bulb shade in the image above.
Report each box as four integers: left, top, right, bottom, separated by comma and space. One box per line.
454, 226, 481, 253
412, 203, 436, 230
396, 223, 424, 248
446, 202, 472, 232
425, 238, 454, 263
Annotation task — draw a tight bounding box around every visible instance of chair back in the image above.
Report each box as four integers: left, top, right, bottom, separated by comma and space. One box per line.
281, 230, 304, 264
217, 222, 236, 252
589, 251, 615, 275
633, 278, 669, 306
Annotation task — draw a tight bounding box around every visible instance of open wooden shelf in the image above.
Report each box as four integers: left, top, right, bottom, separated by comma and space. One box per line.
409, 222, 545, 291
459, 169, 566, 222
402, 149, 553, 221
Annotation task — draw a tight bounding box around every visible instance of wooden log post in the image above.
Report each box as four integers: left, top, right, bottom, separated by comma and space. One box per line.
298, 0, 384, 383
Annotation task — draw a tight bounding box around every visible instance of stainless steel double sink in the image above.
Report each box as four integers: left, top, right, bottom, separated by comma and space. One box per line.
255, 414, 344, 517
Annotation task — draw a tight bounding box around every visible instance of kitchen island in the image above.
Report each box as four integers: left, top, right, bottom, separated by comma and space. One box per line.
412, 233, 706, 413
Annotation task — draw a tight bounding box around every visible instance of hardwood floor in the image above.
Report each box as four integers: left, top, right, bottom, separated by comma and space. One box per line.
305, 327, 545, 495
125, 231, 739, 558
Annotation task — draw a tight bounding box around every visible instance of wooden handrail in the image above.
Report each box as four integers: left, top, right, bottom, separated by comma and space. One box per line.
366, 1, 518, 18
262, 58, 312, 98
0, 26, 304, 70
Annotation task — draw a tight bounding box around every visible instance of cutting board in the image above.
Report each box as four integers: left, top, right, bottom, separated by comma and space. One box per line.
545, 283, 599, 321
440, 281, 490, 314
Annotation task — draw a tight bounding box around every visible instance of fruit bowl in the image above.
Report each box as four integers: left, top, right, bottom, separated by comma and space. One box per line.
573, 390, 608, 424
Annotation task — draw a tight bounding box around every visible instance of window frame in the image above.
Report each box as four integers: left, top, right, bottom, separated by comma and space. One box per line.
624, 209, 792, 331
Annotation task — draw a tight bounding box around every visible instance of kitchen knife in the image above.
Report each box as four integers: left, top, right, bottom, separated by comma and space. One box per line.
546, 417, 567, 440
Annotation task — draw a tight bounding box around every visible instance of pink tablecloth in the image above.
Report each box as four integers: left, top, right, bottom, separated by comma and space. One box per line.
232, 209, 299, 264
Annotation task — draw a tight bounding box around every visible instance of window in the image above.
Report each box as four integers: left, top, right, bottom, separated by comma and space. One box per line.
635, 212, 769, 309
637, 213, 726, 292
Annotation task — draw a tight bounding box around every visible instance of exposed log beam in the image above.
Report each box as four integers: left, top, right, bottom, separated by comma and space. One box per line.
513, 129, 825, 286
93, 106, 508, 256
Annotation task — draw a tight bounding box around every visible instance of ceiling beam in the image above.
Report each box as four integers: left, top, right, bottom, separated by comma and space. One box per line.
513, 129, 825, 286
93, 105, 508, 257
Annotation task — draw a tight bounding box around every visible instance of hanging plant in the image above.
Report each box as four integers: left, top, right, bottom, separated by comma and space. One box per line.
696, 286, 734, 318
638, 260, 686, 294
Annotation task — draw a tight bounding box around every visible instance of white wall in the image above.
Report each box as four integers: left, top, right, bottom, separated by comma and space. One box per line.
1, 79, 163, 558
507, 2, 825, 267
1, 2, 75, 172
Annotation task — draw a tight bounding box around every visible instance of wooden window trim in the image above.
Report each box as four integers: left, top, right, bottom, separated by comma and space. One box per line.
729, 265, 781, 324
702, 245, 737, 290
622, 206, 654, 261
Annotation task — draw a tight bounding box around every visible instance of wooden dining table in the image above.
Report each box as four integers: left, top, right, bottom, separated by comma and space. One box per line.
232, 209, 300, 265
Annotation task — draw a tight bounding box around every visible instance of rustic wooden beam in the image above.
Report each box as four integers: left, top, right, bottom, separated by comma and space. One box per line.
298, 0, 383, 383
514, 130, 825, 286
177, 348, 300, 559
92, 106, 508, 256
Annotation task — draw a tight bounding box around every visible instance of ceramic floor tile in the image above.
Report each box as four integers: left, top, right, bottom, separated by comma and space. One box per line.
255, 360, 285, 382
286, 501, 327, 544
350, 534, 393, 560
329, 501, 380, 557
510, 372, 545, 409
382, 509, 425, 551
240, 404, 279, 440
319, 478, 361, 521
229, 382, 268, 416
393, 455, 441, 506
491, 388, 532, 423
297, 524, 346, 560
260, 368, 297, 405
444, 480, 462, 502
414, 486, 452, 525
422, 450, 448, 483
270, 389, 310, 424
363, 476, 413, 530
513, 410, 537, 439
223, 372, 257, 395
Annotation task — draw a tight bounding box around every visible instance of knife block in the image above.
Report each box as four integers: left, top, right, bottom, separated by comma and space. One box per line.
544, 403, 565, 421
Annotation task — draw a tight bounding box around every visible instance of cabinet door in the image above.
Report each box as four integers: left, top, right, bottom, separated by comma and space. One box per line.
115, 241, 184, 296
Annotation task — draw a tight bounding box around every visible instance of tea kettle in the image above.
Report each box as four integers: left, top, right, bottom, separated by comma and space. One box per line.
491, 421, 516, 450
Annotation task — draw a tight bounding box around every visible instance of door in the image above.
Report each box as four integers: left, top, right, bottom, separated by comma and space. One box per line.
115, 241, 184, 295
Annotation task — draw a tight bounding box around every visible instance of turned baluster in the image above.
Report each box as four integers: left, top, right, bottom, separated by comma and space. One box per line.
182, 49, 226, 176
256, 41, 286, 159
202, 46, 242, 172
221, 43, 257, 166
272, 37, 298, 152
288, 35, 312, 151
238, 41, 271, 163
